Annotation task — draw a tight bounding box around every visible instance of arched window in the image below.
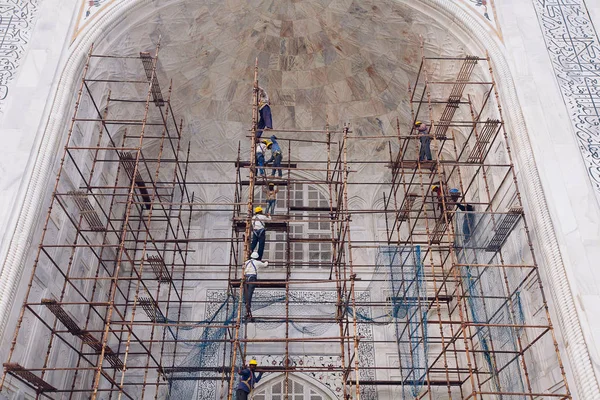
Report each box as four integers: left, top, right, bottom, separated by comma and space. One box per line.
252, 374, 333, 400
254, 183, 331, 268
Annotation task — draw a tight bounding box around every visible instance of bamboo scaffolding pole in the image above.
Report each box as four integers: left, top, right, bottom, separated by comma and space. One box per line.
0, 45, 571, 400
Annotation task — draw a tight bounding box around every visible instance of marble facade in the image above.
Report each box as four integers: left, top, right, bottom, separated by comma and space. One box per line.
0, 0, 600, 398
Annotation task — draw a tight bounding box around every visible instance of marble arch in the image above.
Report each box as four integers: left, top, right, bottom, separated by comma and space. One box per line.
0, 0, 598, 399
251, 372, 338, 400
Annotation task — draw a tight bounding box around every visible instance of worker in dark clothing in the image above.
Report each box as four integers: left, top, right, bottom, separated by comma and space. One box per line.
431, 185, 444, 218
450, 188, 475, 242
414, 121, 432, 161
236, 359, 264, 400
266, 135, 283, 178
257, 88, 272, 138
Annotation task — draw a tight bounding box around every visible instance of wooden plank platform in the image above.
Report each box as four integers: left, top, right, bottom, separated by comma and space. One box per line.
230, 279, 287, 288
290, 206, 336, 212
4, 363, 57, 392
388, 295, 453, 303
241, 180, 289, 186
235, 161, 297, 168
348, 379, 462, 386
234, 221, 288, 232
388, 160, 438, 170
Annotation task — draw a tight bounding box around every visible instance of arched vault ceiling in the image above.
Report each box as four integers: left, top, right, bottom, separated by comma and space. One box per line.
91, 0, 472, 175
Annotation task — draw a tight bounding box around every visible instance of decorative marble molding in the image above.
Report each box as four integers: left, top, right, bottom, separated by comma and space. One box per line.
0, 0, 41, 112
532, 0, 600, 202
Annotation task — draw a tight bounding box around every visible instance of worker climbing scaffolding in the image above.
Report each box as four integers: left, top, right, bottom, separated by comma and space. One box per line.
236, 359, 264, 400
264, 182, 279, 216
256, 139, 268, 177
414, 121, 432, 161
250, 206, 269, 260
244, 252, 268, 319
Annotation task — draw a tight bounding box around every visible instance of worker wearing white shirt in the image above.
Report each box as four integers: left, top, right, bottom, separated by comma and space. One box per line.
244, 252, 268, 318
256, 141, 267, 176
250, 206, 270, 259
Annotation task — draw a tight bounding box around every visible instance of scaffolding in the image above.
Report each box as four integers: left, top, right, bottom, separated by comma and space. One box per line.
0, 41, 572, 400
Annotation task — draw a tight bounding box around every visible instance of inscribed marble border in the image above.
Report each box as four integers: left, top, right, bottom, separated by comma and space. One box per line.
532, 0, 600, 200
0, 0, 41, 112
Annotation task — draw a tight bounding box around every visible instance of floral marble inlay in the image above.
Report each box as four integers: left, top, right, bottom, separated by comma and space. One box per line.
71, 0, 114, 40
456, 0, 502, 38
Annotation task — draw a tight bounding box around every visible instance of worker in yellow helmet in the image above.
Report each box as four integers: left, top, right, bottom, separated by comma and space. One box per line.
250, 206, 270, 260
431, 184, 443, 217
256, 139, 268, 177
414, 121, 432, 161
237, 359, 264, 399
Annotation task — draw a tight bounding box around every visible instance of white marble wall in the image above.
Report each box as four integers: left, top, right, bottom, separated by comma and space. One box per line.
1, 0, 599, 398
496, 0, 600, 392
0, 0, 79, 277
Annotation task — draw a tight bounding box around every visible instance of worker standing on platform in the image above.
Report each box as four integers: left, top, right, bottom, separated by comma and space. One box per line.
449, 188, 476, 243
244, 252, 268, 319
414, 121, 432, 161
250, 206, 269, 260
257, 88, 272, 138
265, 183, 279, 216
266, 135, 283, 178
236, 359, 264, 399
256, 139, 268, 177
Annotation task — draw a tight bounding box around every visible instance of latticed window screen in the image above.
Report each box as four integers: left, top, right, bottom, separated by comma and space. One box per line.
254, 183, 331, 268
252, 375, 329, 400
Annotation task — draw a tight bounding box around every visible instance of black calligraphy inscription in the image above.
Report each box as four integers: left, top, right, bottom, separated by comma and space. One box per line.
533, 0, 600, 193
0, 0, 41, 109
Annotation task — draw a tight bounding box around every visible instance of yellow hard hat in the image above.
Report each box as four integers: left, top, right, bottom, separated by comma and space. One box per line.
431, 185, 439, 191
415, 121, 422, 127
249, 359, 258, 365
262, 139, 272, 146
254, 206, 263, 213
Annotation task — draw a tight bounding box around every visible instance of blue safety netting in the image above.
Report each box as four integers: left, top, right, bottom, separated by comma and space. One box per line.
376, 246, 428, 399
454, 210, 526, 398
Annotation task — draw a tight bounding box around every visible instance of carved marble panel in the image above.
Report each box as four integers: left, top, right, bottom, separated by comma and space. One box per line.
532, 0, 600, 199
197, 289, 376, 400
0, 0, 41, 112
